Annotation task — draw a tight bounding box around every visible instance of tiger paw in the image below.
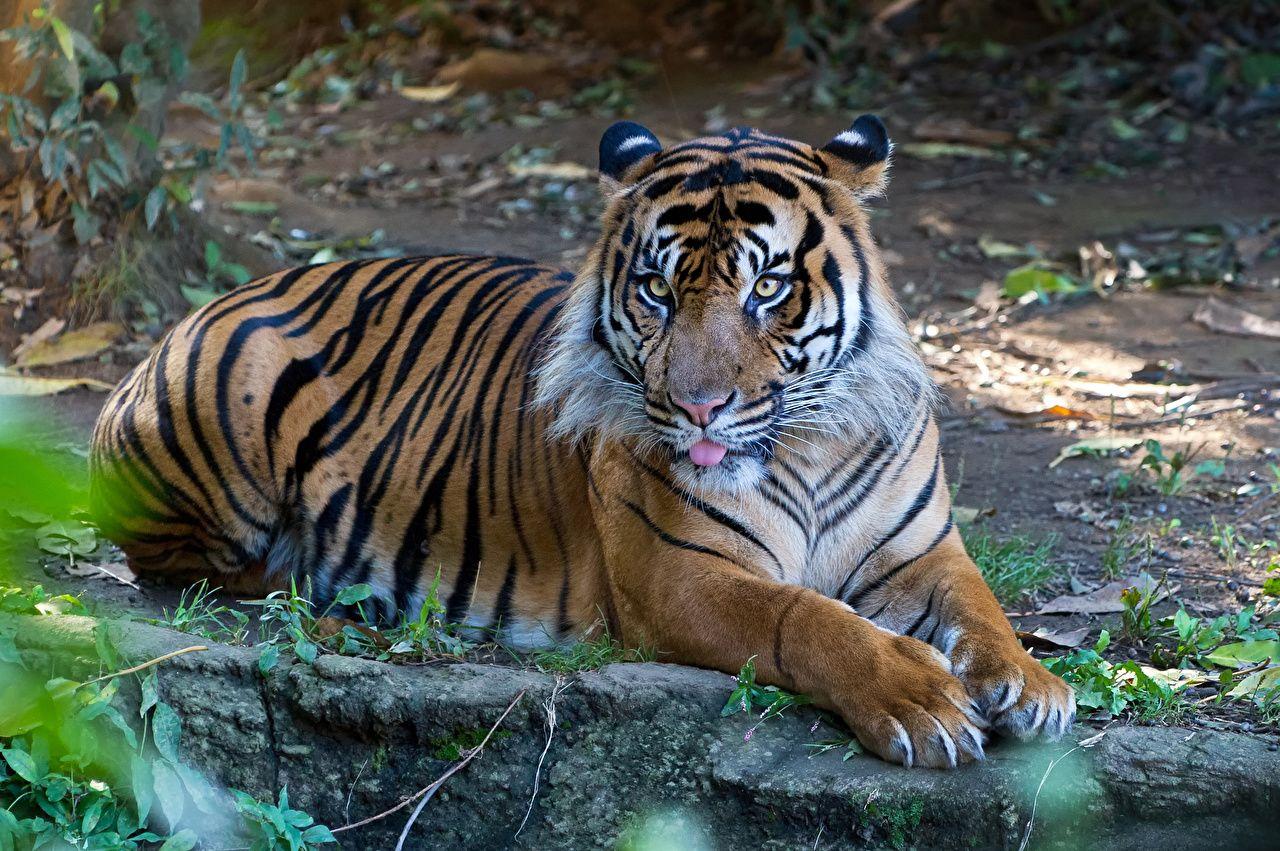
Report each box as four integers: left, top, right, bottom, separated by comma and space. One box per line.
839, 634, 989, 769
953, 641, 1075, 740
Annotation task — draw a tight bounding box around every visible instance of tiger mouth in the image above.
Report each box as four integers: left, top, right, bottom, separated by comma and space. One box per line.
671, 438, 769, 469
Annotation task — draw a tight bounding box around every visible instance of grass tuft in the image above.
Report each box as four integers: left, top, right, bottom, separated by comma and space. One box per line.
963, 530, 1058, 604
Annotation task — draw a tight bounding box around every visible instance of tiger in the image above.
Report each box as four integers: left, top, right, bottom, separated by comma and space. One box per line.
90, 115, 1075, 768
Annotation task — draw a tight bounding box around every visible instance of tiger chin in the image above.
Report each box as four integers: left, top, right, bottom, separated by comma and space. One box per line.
90, 115, 1075, 769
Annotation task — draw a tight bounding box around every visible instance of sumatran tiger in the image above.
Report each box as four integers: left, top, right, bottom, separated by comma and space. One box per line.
90, 115, 1075, 768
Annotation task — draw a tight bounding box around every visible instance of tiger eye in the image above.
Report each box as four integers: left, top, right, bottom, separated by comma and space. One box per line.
754, 276, 783, 299
645, 277, 672, 300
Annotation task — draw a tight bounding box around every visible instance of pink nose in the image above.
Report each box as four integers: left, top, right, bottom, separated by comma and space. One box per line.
672, 397, 728, 427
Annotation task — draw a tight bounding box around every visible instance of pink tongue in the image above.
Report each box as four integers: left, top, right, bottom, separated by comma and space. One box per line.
689, 439, 728, 467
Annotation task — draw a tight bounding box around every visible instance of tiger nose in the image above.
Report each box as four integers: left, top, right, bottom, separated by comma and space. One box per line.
671, 396, 729, 428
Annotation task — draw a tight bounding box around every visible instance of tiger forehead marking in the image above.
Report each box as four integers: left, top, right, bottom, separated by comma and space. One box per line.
538, 118, 929, 495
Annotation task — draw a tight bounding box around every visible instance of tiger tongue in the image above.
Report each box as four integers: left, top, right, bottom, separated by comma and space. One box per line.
689, 439, 728, 467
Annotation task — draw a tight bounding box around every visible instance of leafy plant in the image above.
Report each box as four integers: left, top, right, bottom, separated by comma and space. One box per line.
156, 579, 249, 644
1119, 575, 1166, 641
804, 736, 862, 761
1043, 631, 1189, 721
0, 8, 258, 245
233, 786, 336, 851
963, 531, 1058, 604
722, 656, 812, 742
179, 240, 252, 308
1115, 439, 1223, 497
0, 617, 334, 849
250, 572, 472, 674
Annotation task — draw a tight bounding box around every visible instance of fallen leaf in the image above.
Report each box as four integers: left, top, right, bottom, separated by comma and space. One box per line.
10, 317, 65, 361
1037, 575, 1176, 615
1016, 626, 1091, 650
996, 404, 1101, 423
15, 321, 122, 368
456, 176, 503, 199
899, 142, 1004, 160
1003, 265, 1081, 299
977, 235, 1033, 259
0, 373, 114, 396
1048, 436, 1143, 468
1123, 666, 1205, 690
63, 560, 140, 589
436, 48, 571, 97
1204, 640, 1279, 669
1227, 667, 1280, 700
224, 200, 279, 216
398, 82, 460, 103
1, 286, 41, 306
912, 119, 1014, 148
507, 161, 593, 181
1193, 297, 1280, 340
312, 616, 390, 648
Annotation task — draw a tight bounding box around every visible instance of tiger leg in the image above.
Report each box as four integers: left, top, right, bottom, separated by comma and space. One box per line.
866, 530, 1076, 739
604, 543, 987, 768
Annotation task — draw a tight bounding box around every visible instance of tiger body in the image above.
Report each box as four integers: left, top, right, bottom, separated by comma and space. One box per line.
92, 118, 1073, 768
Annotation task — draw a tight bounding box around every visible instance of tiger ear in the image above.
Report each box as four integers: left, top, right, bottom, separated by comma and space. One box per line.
599, 121, 662, 186
818, 114, 892, 199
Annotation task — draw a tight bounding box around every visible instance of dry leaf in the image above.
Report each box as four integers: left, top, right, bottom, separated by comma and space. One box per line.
313, 615, 390, 648
398, 82, 460, 103
1016, 626, 1091, 650
64, 560, 140, 589
1193, 296, 1280, 340
15, 321, 122, 368
11, 317, 65, 361
507, 161, 593, 180
0, 373, 114, 396
2, 286, 42, 306
912, 118, 1014, 148
1037, 575, 1177, 615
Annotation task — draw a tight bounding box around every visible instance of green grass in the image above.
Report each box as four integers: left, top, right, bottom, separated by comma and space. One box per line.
531, 632, 653, 674
963, 530, 1058, 604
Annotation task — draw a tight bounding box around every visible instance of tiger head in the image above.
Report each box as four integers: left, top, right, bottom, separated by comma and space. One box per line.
538, 117, 934, 493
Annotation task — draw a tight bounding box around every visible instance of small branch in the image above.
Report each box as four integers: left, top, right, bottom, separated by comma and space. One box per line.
332, 689, 526, 836
516, 677, 570, 838
87, 562, 141, 590
394, 690, 525, 851
83, 645, 208, 686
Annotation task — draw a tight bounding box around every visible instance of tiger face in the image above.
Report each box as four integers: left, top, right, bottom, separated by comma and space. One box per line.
539, 117, 932, 493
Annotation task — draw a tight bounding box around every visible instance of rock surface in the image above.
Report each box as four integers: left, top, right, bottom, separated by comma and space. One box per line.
8, 613, 1279, 849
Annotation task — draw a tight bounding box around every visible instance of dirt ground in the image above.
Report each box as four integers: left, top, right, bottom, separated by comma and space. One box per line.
8, 50, 1280, 735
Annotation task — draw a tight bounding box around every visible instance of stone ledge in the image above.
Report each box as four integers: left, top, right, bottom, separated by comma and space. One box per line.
5, 613, 1278, 849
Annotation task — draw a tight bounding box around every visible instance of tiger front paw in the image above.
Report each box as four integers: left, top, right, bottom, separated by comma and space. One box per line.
839, 633, 989, 769
954, 640, 1075, 740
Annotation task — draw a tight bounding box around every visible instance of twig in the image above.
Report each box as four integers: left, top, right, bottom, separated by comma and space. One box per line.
395, 690, 524, 851
515, 677, 570, 838
1166, 569, 1263, 588
344, 755, 371, 825
1112, 400, 1250, 429
83, 645, 208, 686
1018, 730, 1106, 851
87, 562, 141, 590
332, 689, 526, 836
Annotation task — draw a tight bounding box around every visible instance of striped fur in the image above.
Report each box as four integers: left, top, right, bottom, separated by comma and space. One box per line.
90, 119, 1072, 768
